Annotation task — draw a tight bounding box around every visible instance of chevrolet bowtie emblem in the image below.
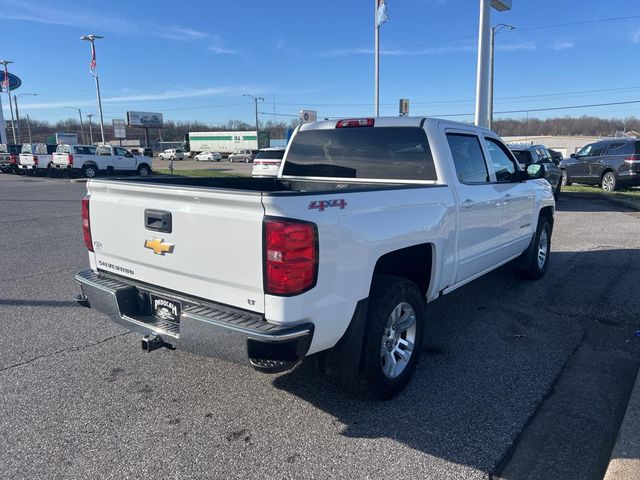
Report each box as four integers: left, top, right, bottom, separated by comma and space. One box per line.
144, 238, 174, 255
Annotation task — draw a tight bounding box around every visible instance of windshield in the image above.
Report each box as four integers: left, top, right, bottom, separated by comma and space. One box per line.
283, 127, 437, 181
255, 150, 285, 160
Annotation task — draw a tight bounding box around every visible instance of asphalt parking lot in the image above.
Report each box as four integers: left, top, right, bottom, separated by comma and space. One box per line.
0, 174, 639, 480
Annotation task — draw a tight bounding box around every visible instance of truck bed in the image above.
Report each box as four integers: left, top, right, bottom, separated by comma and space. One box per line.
107, 176, 431, 195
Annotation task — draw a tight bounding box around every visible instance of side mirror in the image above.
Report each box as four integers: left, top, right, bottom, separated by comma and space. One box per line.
125, 153, 133, 157
526, 163, 546, 179
570, 153, 576, 158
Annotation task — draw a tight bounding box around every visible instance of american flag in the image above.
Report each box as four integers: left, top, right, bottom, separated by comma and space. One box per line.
89, 42, 97, 75
377, 0, 389, 27
1, 66, 9, 90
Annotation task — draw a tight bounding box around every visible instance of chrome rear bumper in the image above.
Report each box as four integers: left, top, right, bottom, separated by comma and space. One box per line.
75, 269, 313, 372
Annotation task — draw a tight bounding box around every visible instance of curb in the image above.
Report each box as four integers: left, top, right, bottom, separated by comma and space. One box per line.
69, 178, 88, 183
604, 368, 640, 479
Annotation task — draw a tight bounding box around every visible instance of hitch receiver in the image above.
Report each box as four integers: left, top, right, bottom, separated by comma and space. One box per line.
141, 334, 173, 352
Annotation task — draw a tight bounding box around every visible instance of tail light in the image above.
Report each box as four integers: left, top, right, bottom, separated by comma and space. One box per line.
624, 154, 640, 164
82, 196, 94, 252
336, 118, 375, 128
68, 154, 74, 165
9, 154, 16, 164
33, 155, 38, 165
264, 218, 317, 295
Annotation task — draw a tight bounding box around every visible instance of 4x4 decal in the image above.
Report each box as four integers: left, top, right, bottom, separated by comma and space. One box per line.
308, 199, 347, 212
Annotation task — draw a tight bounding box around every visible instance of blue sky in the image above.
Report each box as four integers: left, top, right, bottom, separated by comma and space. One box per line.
1, 0, 640, 126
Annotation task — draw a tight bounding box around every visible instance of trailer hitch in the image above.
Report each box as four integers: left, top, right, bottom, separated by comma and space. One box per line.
141, 334, 175, 352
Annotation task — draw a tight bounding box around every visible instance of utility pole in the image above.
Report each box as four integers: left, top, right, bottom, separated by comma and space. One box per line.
81, 34, 105, 143
26, 114, 32, 143
0, 60, 17, 143
87, 113, 94, 144
488, 23, 515, 130
65, 106, 85, 143
242, 94, 264, 146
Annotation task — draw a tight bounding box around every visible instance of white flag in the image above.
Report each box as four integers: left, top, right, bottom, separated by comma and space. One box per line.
377, 0, 389, 27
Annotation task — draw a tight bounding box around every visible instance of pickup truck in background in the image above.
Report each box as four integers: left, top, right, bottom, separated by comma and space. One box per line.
19, 143, 57, 176
75, 117, 554, 399
52, 144, 152, 178
0, 144, 22, 174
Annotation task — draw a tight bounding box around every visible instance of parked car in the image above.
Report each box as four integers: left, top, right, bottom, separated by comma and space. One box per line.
194, 151, 222, 162
251, 147, 285, 177
75, 116, 554, 399
158, 149, 184, 161
52, 144, 152, 178
0, 144, 22, 174
228, 149, 256, 163
142, 148, 153, 157
561, 138, 640, 191
509, 144, 563, 199
18, 143, 57, 176
548, 148, 563, 163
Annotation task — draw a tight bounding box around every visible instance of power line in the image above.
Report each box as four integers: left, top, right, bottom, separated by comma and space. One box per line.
430, 99, 640, 118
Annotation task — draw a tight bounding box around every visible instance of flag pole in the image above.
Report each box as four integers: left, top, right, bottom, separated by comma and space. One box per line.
374, 0, 380, 117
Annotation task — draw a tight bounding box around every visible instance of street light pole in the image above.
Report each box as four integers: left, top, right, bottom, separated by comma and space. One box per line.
13, 93, 37, 144
242, 94, 264, 146
81, 34, 105, 144
474, 0, 512, 127
65, 106, 85, 143
87, 113, 94, 144
488, 23, 515, 130
0, 60, 17, 143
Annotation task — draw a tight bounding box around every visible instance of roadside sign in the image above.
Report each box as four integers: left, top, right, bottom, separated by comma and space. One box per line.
299, 110, 317, 124
399, 99, 410, 116
113, 119, 126, 139
0, 72, 21, 91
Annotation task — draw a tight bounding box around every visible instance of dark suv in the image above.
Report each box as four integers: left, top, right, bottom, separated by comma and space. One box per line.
509, 144, 563, 199
561, 138, 640, 191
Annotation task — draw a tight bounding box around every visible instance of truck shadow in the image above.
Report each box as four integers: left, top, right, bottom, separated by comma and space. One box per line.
272, 249, 640, 473
557, 191, 639, 213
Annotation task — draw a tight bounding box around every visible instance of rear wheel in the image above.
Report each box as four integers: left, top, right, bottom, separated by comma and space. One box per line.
362, 275, 425, 400
81, 164, 97, 179
602, 171, 617, 192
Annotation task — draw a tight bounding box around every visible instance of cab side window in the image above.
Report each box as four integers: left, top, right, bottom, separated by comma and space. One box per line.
486, 138, 518, 183
446, 133, 489, 184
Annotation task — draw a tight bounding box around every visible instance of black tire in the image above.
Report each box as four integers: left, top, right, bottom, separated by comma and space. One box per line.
47, 165, 57, 177
601, 171, 617, 192
518, 216, 551, 280
561, 170, 571, 186
81, 164, 98, 179
554, 180, 561, 201
137, 164, 151, 176
362, 275, 425, 400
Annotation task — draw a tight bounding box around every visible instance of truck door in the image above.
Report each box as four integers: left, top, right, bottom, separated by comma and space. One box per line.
446, 132, 504, 283
483, 136, 535, 259
113, 147, 135, 170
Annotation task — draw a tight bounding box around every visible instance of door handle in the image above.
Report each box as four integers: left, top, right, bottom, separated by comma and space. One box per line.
461, 199, 475, 209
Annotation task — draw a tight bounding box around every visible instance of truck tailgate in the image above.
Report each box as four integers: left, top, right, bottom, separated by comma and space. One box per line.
87, 180, 265, 313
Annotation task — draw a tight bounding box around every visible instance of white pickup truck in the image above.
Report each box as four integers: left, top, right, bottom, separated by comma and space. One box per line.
52, 144, 152, 178
75, 117, 555, 399
19, 143, 57, 176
